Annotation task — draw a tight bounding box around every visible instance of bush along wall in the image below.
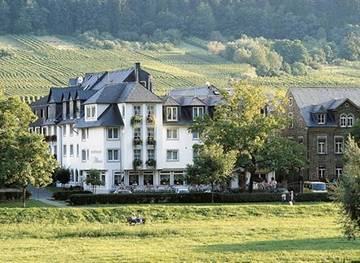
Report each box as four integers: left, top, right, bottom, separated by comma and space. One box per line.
69, 192, 330, 206
0, 190, 31, 201
52, 190, 92, 201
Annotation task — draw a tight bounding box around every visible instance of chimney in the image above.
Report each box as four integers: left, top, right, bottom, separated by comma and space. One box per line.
134, 62, 140, 82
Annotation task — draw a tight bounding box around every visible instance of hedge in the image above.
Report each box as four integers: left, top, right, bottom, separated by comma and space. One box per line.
0, 190, 31, 201
69, 192, 330, 206
52, 190, 92, 201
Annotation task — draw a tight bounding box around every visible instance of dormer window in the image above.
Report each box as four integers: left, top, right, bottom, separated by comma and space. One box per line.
340, 114, 347, 127
347, 114, 354, 127
166, 107, 178, 122
193, 107, 205, 120
85, 105, 96, 121
318, 113, 326, 125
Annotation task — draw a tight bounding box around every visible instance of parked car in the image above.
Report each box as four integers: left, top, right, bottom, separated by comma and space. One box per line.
173, 187, 190, 194
303, 181, 327, 193
113, 189, 132, 194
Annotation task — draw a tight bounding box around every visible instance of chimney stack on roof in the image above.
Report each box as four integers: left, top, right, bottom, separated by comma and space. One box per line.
135, 62, 140, 82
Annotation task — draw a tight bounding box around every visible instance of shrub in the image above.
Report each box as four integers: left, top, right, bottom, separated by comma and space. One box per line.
69, 192, 330, 206
0, 190, 31, 200
52, 190, 92, 201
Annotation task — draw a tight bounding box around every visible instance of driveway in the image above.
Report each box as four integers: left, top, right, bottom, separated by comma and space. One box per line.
28, 186, 67, 207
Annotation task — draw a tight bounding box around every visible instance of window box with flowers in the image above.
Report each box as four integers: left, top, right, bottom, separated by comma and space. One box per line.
146, 159, 156, 168
147, 137, 156, 146
133, 137, 143, 146
131, 115, 143, 126
133, 159, 142, 170
146, 115, 155, 125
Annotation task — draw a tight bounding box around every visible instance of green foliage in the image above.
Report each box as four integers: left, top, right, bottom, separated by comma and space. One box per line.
336, 137, 360, 239
54, 168, 70, 185
52, 190, 92, 201
85, 169, 102, 193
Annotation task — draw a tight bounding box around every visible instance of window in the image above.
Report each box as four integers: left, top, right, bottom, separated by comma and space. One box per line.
288, 112, 294, 128
147, 127, 154, 138
166, 107, 178, 121
134, 127, 141, 139
335, 136, 344, 154
166, 128, 178, 140
134, 149, 141, 160
81, 150, 87, 161
107, 149, 120, 161
63, 125, 67, 136
298, 136, 304, 144
289, 97, 293, 106
114, 171, 124, 186
76, 144, 79, 157
147, 105, 154, 116
192, 132, 199, 140
85, 105, 96, 120
317, 137, 327, 154
101, 172, 106, 186
28, 127, 33, 133
144, 171, 153, 185
318, 167, 326, 178
318, 113, 326, 124
133, 105, 141, 116
81, 128, 89, 140
174, 171, 184, 185
193, 147, 200, 159
35, 127, 40, 134
107, 127, 119, 140
42, 127, 47, 135
336, 167, 343, 178
192, 107, 204, 120
340, 114, 347, 127
148, 149, 155, 160
160, 171, 170, 185
167, 150, 179, 162
63, 145, 67, 157
70, 144, 74, 157
347, 114, 354, 127
69, 124, 74, 136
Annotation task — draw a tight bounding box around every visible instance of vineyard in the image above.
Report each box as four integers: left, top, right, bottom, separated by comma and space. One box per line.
1, 35, 360, 98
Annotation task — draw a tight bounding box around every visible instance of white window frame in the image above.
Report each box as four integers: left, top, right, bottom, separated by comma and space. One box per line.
166, 107, 178, 121
107, 149, 120, 162
318, 167, 326, 178
192, 107, 204, 120
70, 144, 74, 157
134, 149, 141, 160
63, 145, 67, 157
347, 114, 354, 127
147, 149, 155, 160
107, 127, 119, 140
81, 150, 87, 162
166, 128, 179, 140
85, 105, 96, 121
166, 149, 179, 162
340, 114, 347, 127
147, 105, 155, 116
335, 167, 343, 178
133, 105, 142, 116
192, 131, 199, 140
334, 136, 344, 154
63, 125, 67, 136
318, 113, 326, 125
317, 136, 327, 155
69, 124, 74, 137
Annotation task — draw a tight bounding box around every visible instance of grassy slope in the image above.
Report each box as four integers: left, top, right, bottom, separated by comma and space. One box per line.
0, 200, 52, 208
0, 204, 359, 262
1, 35, 360, 98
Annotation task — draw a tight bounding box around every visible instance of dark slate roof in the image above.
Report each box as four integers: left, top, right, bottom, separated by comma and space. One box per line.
84, 82, 162, 105
168, 85, 222, 107
75, 104, 124, 128
290, 87, 360, 127
30, 96, 48, 107
163, 96, 180, 106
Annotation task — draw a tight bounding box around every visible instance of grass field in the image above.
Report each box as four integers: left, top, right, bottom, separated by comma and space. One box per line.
0, 203, 359, 262
1, 35, 360, 98
0, 200, 52, 208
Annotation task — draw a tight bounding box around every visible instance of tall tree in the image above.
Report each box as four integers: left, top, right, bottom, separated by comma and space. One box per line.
336, 137, 360, 239
0, 96, 57, 207
191, 84, 300, 192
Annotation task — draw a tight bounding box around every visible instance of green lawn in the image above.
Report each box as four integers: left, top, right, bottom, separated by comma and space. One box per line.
0, 199, 52, 208
0, 204, 359, 262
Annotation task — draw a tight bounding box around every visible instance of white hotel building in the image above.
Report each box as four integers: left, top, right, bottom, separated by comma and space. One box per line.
29, 63, 238, 193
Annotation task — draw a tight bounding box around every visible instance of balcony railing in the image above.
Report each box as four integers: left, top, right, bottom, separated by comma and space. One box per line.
146, 115, 155, 125
133, 137, 143, 146
133, 159, 142, 170
146, 159, 156, 168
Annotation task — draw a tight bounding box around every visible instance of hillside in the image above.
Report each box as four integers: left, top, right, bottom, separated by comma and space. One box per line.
1, 35, 360, 98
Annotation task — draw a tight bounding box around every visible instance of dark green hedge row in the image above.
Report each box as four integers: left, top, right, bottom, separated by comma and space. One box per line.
69, 192, 330, 206
0, 191, 31, 201
53, 190, 92, 201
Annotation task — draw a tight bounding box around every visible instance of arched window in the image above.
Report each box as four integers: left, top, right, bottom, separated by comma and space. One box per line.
347, 114, 354, 127
340, 114, 347, 127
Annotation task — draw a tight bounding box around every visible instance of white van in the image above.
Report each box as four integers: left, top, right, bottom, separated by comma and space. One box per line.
303, 181, 327, 193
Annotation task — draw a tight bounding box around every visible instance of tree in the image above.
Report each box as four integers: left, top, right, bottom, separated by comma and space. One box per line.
85, 169, 102, 193
351, 119, 360, 143
186, 144, 237, 202
54, 168, 70, 187
0, 96, 57, 207
191, 83, 296, 193
336, 137, 360, 239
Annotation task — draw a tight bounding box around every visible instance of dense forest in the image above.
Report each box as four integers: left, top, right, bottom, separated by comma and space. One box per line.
1, 0, 360, 78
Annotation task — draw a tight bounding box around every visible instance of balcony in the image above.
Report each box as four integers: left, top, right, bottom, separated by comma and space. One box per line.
146, 115, 155, 125
131, 115, 143, 126
146, 159, 156, 168
133, 159, 142, 170
133, 137, 143, 146
147, 137, 156, 146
